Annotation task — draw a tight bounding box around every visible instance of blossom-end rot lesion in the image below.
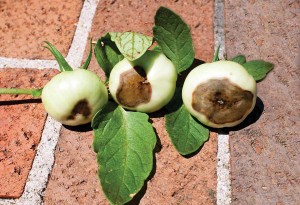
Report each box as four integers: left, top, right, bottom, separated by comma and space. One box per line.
182, 61, 257, 128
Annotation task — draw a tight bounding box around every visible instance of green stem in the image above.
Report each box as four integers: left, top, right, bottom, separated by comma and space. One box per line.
212, 45, 220, 62
0, 88, 43, 98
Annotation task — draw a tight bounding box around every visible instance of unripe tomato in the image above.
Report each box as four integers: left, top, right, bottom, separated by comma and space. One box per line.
182, 61, 257, 128
41, 69, 108, 126
109, 50, 177, 113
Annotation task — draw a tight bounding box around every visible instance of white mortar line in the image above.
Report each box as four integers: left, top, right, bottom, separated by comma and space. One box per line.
19, 117, 61, 205
214, 0, 232, 205
214, 0, 226, 60
0, 0, 100, 204
66, 0, 100, 69
0, 58, 58, 69
217, 132, 231, 205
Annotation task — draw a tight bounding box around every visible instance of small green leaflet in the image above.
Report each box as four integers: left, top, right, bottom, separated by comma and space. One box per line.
229, 55, 274, 81
231, 55, 246, 65
165, 89, 209, 155
94, 34, 124, 79
212, 45, 220, 62
43, 41, 73, 72
153, 7, 195, 73
109, 32, 153, 61
242, 60, 274, 81
92, 102, 156, 205
81, 39, 93, 70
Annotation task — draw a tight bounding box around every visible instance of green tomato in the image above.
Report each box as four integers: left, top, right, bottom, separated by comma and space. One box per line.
41, 69, 108, 126
109, 50, 177, 113
182, 61, 257, 128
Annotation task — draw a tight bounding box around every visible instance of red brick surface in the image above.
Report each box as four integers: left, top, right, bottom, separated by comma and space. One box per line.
0, 0, 83, 197
43, 127, 102, 205
0, 68, 59, 198
225, 0, 300, 204
0, 0, 83, 59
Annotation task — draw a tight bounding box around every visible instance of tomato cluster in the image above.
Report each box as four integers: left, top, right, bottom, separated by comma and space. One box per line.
109, 53, 256, 128
43, 51, 257, 128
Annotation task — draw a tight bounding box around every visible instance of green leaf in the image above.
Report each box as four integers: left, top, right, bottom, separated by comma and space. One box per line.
81, 39, 93, 70
153, 6, 195, 73
92, 102, 156, 205
109, 32, 153, 61
165, 88, 209, 155
231, 55, 246, 65
43, 41, 73, 72
94, 34, 124, 79
242, 60, 274, 81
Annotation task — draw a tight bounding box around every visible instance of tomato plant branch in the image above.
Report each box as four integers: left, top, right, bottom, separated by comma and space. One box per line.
0, 88, 43, 97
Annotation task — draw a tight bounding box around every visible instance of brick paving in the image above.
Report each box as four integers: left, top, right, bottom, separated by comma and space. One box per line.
0, 0, 83, 200
225, 0, 300, 204
0, 69, 58, 198
0, 0, 83, 59
0, 0, 299, 205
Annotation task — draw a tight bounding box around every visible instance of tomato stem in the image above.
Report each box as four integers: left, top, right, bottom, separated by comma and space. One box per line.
0, 88, 43, 97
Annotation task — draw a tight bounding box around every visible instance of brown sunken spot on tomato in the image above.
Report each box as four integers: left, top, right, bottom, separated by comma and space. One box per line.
67, 99, 91, 120
116, 66, 152, 107
192, 78, 254, 125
